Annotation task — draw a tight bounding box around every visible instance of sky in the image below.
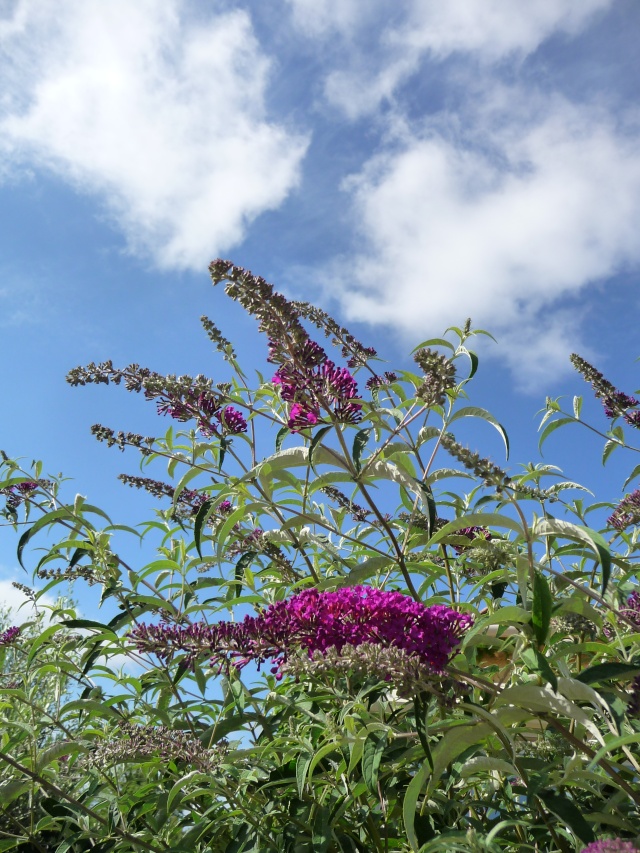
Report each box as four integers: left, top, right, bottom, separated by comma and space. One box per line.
1, 0, 639, 616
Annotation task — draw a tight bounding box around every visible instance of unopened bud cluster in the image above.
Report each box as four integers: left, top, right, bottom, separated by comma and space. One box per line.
550, 612, 597, 639
321, 486, 370, 522
414, 348, 456, 407
281, 642, 458, 700
570, 354, 640, 428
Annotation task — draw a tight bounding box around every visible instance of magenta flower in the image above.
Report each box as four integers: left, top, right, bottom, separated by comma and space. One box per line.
582, 840, 638, 852
217, 406, 247, 434
272, 338, 362, 432
288, 403, 320, 430
129, 586, 472, 677
0, 626, 20, 646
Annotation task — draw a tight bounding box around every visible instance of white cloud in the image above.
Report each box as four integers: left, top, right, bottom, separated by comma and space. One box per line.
331, 93, 640, 385
288, 0, 612, 118
0, 578, 58, 624
0, 0, 308, 269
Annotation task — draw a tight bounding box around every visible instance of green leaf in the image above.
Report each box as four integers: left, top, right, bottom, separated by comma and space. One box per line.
448, 407, 509, 459
233, 551, 256, 598
602, 438, 620, 465
531, 570, 552, 646
521, 648, 557, 692
573, 396, 583, 419
576, 661, 640, 684
362, 730, 387, 793
623, 463, 640, 489
534, 518, 611, 595
27, 624, 65, 664
427, 723, 493, 796
538, 791, 594, 844
275, 426, 289, 452
411, 337, 455, 353
403, 759, 431, 852
172, 465, 203, 507
311, 804, 331, 852
219, 436, 228, 471
296, 751, 313, 798
17, 508, 81, 570
538, 417, 575, 454
36, 741, 86, 771
193, 498, 215, 558
352, 428, 371, 474
428, 513, 524, 544
309, 425, 333, 472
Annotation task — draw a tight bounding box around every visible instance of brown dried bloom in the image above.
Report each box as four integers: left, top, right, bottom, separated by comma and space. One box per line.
87, 722, 227, 771
414, 348, 456, 407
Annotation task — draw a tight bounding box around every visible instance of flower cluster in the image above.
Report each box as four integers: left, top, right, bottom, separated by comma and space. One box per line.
439, 433, 551, 500
366, 372, 398, 390
621, 591, 640, 630
272, 338, 362, 431
281, 642, 464, 700
68, 361, 247, 438
449, 526, 492, 555
0, 626, 20, 646
321, 486, 370, 522
581, 841, 638, 852
414, 348, 456, 407
551, 612, 597, 639
571, 354, 640, 429
129, 586, 472, 679
1, 479, 51, 512
117, 474, 212, 519
87, 722, 227, 772
608, 491, 640, 531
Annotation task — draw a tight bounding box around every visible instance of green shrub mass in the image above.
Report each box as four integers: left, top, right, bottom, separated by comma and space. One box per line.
1, 261, 639, 852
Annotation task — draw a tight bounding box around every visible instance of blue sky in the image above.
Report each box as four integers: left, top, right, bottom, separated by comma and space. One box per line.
1, 0, 639, 615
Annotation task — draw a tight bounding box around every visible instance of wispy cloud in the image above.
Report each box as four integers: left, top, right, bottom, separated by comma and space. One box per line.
0, 0, 308, 270
287, 0, 612, 118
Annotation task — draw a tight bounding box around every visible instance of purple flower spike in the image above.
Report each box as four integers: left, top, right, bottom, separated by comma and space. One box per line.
129, 586, 473, 680
217, 406, 247, 434
0, 626, 21, 646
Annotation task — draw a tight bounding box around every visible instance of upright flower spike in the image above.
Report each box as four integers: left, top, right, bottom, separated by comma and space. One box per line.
581, 841, 638, 852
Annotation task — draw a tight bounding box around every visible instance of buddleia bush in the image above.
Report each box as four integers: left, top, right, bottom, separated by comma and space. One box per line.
1, 260, 639, 852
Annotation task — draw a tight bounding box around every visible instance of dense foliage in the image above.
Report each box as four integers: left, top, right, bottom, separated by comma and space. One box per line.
1, 260, 639, 852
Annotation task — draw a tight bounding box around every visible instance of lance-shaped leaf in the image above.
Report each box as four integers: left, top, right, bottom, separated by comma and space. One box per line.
362, 730, 388, 793
533, 517, 611, 595
352, 428, 370, 474
448, 406, 509, 459
531, 570, 553, 647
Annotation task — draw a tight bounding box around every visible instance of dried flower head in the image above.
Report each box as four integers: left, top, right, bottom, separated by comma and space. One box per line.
87, 722, 227, 772
281, 642, 464, 700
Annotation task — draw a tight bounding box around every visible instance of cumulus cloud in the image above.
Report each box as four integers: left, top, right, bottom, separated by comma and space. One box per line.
288, 0, 612, 118
0, 0, 308, 269
332, 93, 640, 384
